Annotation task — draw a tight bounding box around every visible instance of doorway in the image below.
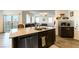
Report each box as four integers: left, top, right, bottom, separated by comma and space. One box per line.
3, 15, 19, 32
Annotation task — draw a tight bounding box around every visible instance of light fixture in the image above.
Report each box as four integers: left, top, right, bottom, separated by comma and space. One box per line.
40, 12, 48, 16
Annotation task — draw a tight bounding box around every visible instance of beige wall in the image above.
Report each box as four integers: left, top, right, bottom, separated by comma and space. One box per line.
0, 10, 73, 33
0, 15, 3, 33
55, 10, 79, 40
19, 14, 23, 24
73, 10, 79, 40
55, 10, 71, 35
0, 11, 22, 33
0, 11, 3, 33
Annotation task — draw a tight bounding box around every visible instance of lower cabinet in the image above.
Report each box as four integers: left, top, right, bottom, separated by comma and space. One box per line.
38, 31, 47, 48
30, 35, 38, 48
12, 33, 38, 48
60, 27, 74, 38
38, 29, 56, 48
12, 29, 56, 48
46, 29, 56, 47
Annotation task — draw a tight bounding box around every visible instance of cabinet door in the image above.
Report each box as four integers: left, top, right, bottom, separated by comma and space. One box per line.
30, 34, 38, 48
61, 27, 67, 37
17, 36, 31, 48
61, 27, 74, 37
38, 31, 47, 48
17, 37, 26, 48
12, 33, 38, 48
12, 37, 27, 48
46, 29, 55, 47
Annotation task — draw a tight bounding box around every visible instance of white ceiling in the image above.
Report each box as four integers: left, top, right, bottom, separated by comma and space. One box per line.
2, 10, 22, 15
28, 10, 55, 17
0, 10, 55, 16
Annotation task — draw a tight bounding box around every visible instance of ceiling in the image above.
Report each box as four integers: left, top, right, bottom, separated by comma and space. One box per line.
28, 10, 55, 17
0, 10, 55, 16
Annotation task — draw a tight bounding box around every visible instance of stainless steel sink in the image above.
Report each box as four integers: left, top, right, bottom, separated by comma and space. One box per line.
35, 27, 47, 31
35, 27, 42, 30
35, 24, 47, 30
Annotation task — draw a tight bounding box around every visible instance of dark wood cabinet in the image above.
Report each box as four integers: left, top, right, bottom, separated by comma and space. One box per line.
60, 27, 74, 38
13, 33, 38, 48
38, 31, 47, 48
38, 29, 56, 48
46, 29, 56, 47
30, 34, 38, 48
12, 29, 56, 48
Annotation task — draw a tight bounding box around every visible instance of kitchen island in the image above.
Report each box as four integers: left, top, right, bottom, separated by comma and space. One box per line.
10, 27, 56, 48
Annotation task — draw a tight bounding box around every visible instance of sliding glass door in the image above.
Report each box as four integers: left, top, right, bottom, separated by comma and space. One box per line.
4, 15, 11, 32
12, 16, 19, 29
3, 15, 19, 32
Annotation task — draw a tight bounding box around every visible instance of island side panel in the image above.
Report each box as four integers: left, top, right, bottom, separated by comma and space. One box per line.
38, 31, 47, 48
12, 33, 39, 48
12, 28, 56, 48
38, 29, 56, 48
46, 29, 56, 47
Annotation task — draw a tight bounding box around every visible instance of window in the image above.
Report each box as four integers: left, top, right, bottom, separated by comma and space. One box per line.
26, 14, 30, 24
35, 17, 40, 23
48, 17, 53, 23
32, 17, 35, 23
3, 15, 19, 32
48, 17, 55, 27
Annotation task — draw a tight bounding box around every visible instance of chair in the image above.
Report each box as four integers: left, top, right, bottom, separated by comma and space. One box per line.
18, 24, 25, 28
41, 24, 47, 26
25, 23, 35, 27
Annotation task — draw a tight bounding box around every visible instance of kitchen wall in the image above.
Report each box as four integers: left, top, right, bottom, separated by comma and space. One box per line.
55, 10, 79, 40
0, 10, 34, 33
72, 10, 79, 40
39, 16, 48, 24
19, 13, 23, 24
0, 11, 3, 33
55, 10, 71, 35
22, 11, 33, 24
0, 10, 71, 33
0, 10, 22, 33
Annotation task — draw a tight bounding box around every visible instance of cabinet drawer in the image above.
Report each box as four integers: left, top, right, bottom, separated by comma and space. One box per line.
60, 27, 74, 38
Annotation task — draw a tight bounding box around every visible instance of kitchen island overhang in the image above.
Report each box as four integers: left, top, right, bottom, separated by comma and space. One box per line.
9, 27, 56, 48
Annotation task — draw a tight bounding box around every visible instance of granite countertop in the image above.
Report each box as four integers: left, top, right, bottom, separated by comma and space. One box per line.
9, 27, 55, 38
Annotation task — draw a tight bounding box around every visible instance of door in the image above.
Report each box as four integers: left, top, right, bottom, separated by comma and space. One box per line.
3, 15, 19, 32
3, 15, 11, 32
12, 15, 19, 29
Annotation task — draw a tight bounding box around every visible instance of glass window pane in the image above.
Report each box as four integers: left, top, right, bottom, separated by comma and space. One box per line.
32, 17, 35, 23
35, 17, 40, 23
26, 14, 30, 24
48, 17, 53, 23
4, 16, 11, 32
4, 15, 19, 32
13, 16, 19, 28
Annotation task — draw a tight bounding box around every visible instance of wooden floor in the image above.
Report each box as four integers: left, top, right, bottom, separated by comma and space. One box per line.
0, 33, 79, 48
55, 36, 79, 48
0, 33, 12, 48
